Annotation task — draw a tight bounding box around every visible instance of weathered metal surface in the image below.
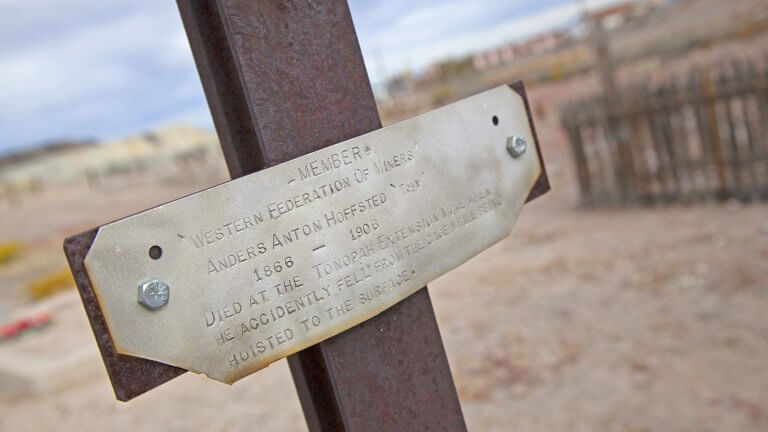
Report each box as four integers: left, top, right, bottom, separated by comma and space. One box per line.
84, 86, 542, 384
64, 4, 548, 431
514, 81, 550, 205
63, 230, 185, 402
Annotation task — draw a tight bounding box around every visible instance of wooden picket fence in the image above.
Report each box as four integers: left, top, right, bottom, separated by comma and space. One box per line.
562, 60, 768, 206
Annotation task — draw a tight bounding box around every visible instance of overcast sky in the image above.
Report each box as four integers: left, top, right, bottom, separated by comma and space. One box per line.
0, 0, 619, 156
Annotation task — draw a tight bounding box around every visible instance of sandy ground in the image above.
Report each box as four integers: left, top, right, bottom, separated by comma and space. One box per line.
2, 141, 767, 431
1, 65, 768, 431
441, 199, 768, 432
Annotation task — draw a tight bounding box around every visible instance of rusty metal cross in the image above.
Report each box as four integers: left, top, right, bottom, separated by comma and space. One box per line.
64, 1, 548, 430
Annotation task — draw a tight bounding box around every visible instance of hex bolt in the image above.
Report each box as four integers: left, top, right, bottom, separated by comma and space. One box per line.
506, 136, 527, 158
138, 279, 170, 311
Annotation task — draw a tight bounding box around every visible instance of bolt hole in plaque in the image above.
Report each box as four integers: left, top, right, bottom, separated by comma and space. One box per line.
492, 115, 499, 126
148, 245, 163, 260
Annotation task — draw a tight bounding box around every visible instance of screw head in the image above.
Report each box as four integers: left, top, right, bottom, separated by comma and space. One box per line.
506, 136, 528, 158
138, 279, 170, 311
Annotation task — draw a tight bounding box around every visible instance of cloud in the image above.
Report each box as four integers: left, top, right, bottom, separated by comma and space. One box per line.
351, 0, 632, 84
0, 0, 630, 155
0, 1, 209, 154
350, 0, 568, 84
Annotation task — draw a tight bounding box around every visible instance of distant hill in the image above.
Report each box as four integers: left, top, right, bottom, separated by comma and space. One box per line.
0, 125, 221, 191
0, 139, 97, 171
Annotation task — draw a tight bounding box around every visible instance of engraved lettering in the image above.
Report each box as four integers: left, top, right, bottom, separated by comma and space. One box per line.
324, 193, 387, 228
226, 328, 295, 368
85, 87, 539, 384
205, 302, 243, 327
216, 327, 234, 346
373, 150, 414, 174
191, 214, 265, 249
268, 177, 353, 220
275, 276, 304, 296
298, 146, 364, 181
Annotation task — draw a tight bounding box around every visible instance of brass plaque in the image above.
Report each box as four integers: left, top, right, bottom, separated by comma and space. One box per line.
84, 85, 543, 383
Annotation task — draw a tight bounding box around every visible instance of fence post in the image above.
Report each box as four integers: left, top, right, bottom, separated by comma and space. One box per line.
718, 71, 747, 201
658, 84, 684, 201
627, 87, 652, 204
732, 60, 760, 200
700, 69, 729, 200
563, 110, 592, 205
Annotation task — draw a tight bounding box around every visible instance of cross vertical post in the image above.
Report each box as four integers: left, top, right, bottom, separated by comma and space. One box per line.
178, 1, 466, 430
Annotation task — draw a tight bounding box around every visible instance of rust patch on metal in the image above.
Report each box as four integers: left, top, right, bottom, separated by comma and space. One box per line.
63, 230, 185, 402
510, 81, 551, 203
